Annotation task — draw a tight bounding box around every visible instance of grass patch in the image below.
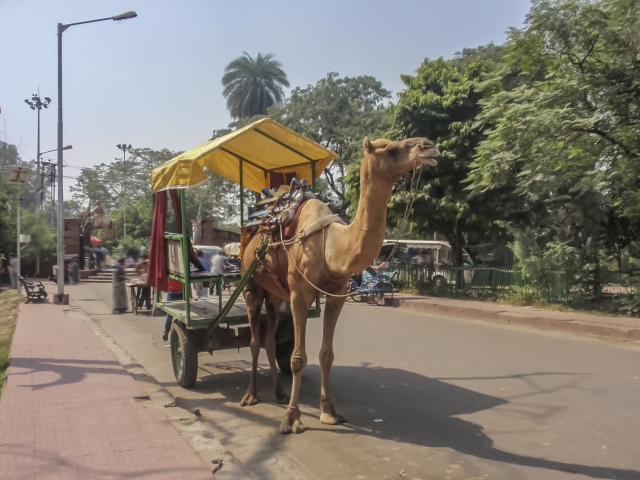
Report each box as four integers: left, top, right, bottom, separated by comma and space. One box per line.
0, 289, 23, 394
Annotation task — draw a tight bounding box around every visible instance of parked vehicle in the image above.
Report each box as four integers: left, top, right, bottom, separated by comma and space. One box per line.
347, 268, 396, 306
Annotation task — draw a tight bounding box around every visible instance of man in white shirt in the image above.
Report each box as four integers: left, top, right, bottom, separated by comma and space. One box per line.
210, 250, 225, 294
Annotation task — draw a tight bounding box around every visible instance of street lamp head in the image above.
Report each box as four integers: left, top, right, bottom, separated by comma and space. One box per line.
117, 144, 122, 149
112, 11, 137, 21
127, 144, 132, 150
63, 145, 73, 151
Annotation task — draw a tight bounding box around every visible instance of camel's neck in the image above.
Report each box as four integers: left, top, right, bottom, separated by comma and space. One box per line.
339, 164, 392, 274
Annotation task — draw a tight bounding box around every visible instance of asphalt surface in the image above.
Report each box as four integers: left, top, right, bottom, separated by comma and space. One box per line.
69, 282, 640, 480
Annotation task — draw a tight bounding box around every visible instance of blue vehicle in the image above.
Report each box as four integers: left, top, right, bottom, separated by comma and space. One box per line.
347, 267, 396, 306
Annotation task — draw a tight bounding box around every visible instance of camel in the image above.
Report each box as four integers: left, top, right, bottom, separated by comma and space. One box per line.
240, 136, 440, 434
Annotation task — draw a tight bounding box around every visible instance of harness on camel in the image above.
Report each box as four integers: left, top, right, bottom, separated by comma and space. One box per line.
240, 178, 345, 299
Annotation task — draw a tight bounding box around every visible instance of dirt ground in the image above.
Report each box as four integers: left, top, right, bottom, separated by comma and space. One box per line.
0, 289, 22, 392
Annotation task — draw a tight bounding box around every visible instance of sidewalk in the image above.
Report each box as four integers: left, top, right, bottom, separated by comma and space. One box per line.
0, 300, 214, 479
393, 294, 640, 341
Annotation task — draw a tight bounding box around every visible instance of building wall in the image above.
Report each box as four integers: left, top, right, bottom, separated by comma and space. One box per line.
199, 220, 240, 248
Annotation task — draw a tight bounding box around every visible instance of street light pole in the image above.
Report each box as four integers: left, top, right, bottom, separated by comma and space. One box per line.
25, 92, 51, 275
9, 166, 29, 294
116, 143, 132, 238
55, 10, 137, 302
25, 91, 51, 211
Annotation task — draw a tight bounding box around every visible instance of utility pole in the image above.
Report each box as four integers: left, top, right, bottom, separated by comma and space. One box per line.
9, 166, 29, 293
25, 91, 51, 275
116, 143, 132, 238
42, 161, 57, 227
24, 91, 51, 211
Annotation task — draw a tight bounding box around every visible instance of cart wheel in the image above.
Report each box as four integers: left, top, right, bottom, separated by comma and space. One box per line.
371, 282, 385, 305
346, 280, 355, 302
130, 288, 138, 315
348, 280, 364, 302
275, 337, 294, 375
170, 321, 198, 388
373, 281, 394, 306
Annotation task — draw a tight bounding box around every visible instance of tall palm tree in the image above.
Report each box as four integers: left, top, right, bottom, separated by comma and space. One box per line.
222, 52, 290, 119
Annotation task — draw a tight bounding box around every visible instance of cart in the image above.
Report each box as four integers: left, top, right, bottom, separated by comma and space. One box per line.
150, 119, 338, 387
127, 278, 153, 315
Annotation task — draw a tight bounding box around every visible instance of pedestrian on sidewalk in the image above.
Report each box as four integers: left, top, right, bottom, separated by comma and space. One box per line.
8, 253, 18, 290
112, 257, 128, 314
134, 254, 151, 310
68, 256, 79, 285
163, 277, 183, 341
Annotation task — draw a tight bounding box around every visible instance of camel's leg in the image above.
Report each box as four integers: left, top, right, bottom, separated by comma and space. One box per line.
240, 281, 265, 407
264, 294, 288, 404
319, 294, 348, 425
279, 290, 311, 434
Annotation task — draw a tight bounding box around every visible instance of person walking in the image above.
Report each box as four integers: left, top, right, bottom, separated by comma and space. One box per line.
194, 249, 210, 300
209, 249, 225, 295
134, 254, 151, 310
112, 258, 128, 314
68, 257, 80, 285
8, 254, 18, 290
163, 277, 183, 341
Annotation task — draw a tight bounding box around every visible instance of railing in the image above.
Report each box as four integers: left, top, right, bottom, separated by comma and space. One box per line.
392, 263, 567, 303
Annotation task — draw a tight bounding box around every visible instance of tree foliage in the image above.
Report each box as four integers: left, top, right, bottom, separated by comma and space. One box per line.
222, 52, 290, 119
469, 0, 640, 288
380, 54, 502, 265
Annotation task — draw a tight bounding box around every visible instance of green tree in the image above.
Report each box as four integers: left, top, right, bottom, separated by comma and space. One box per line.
269, 73, 390, 215
383, 54, 501, 266
222, 52, 290, 119
469, 0, 640, 283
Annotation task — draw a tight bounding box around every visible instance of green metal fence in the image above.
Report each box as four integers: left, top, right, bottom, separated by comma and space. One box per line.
393, 263, 567, 303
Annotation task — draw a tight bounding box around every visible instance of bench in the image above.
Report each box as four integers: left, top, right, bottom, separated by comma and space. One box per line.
19, 276, 48, 303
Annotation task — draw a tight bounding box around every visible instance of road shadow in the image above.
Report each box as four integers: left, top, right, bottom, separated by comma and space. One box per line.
179, 360, 639, 480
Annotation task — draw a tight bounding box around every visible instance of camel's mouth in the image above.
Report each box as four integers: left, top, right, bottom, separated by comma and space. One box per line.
411, 151, 439, 167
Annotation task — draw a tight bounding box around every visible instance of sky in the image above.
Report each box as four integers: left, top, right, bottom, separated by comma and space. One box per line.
0, 0, 531, 197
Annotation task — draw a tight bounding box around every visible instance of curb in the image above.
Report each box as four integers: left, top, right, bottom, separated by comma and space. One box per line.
392, 298, 640, 342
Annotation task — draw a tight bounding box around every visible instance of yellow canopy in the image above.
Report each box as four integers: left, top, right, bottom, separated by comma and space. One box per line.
151, 118, 338, 193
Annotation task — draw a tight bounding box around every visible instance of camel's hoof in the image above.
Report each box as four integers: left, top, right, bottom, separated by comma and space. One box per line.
274, 393, 289, 404
274, 385, 289, 404
279, 410, 305, 434
279, 418, 305, 434
320, 412, 348, 425
240, 393, 259, 407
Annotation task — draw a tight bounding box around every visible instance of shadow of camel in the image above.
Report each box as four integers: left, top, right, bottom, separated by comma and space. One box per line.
180, 360, 639, 480
8, 357, 128, 390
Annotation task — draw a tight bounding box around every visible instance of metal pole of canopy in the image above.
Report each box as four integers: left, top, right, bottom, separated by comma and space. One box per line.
310, 161, 317, 192
239, 158, 244, 226
180, 188, 190, 322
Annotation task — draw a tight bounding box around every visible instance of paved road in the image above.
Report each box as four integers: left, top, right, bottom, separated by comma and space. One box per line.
69, 282, 640, 480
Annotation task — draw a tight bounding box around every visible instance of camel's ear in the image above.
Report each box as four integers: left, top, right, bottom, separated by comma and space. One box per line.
363, 137, 375, 153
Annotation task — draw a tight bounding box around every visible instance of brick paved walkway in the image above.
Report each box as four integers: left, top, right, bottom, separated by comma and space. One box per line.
0, 302, 213, 479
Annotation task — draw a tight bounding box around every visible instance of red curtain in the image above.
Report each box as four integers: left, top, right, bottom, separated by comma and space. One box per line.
148, 190, 205, 293
269, 172, 296, 190
148, 191, 168, 291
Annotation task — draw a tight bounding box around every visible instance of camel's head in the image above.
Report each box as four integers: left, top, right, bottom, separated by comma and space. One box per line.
362, 137, 440, 183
